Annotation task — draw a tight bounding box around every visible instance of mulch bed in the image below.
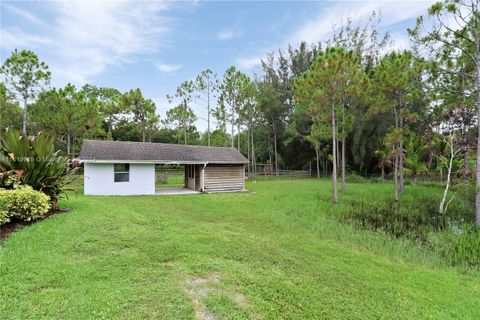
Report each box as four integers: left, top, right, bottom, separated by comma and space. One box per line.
0, 208, 70, 242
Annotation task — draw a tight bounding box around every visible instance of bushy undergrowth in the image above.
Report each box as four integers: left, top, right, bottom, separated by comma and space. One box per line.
345, 172, 369, 183
342, 192, 480, 268
0, 186, 51, 225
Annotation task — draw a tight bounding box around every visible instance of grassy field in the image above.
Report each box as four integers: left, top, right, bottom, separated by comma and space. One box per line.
1, 179, 479, 319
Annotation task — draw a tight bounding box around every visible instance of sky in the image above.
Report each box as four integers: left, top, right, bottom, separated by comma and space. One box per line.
0, 0, 434, 131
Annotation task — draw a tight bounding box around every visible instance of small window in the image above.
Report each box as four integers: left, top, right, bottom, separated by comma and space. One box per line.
114, 163, 129, 182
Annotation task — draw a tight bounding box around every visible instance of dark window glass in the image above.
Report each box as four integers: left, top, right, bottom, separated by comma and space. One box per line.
114, 163, 129, 182
114, 172, 129, 182
114, 164, 129, 172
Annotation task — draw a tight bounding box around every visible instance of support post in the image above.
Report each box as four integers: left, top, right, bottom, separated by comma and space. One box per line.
200, 163, 206, 192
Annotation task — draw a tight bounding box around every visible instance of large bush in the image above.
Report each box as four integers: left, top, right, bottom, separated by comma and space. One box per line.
0, 186, 51, 224
0, 129, 79, 209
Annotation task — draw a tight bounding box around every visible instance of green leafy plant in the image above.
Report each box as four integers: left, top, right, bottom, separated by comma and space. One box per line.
0, 129, 79, 209
426, 224, 480, 269
0, 205, 9, 225
0, 186, 51, 224
342, 194, 479, 268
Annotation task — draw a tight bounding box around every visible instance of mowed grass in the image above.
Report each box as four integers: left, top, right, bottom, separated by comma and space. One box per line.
1, 179, 479, 319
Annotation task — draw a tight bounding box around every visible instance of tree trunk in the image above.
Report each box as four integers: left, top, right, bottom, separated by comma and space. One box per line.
223, 127, 226, 147
207, 83, 211, 147
399, 115, 404, 193
394, 152, 399, 202
315, 145, 320, 179
247, 126, 251, 175
461, 69, 469, 180
475, 52, 480, 225
142, 121, 146, 143
22, 97, 28, 136
440, 134, 455, 215
107, 119, 113, 138
184, 127, 187, 145
399, 138, 404, 193
231, 111, 235, 148
268, 133, 272, 169
331, 97, 338, 204
237, 123, 241, 150
72, 136, 76, 158
341, 136, 346, 194
67, 134, 71, 157
273, 122, 279, 176
464, 143, 469, 180
336, 133, 340, 171
251, 126, 256, 177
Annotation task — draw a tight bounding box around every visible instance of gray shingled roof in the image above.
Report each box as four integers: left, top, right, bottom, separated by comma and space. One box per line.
79, 140, 248, 164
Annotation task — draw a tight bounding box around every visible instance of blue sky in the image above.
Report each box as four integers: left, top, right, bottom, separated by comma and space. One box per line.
1, 0, 434, 131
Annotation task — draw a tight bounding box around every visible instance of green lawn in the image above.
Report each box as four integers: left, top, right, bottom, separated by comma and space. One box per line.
1, 180, 479, 319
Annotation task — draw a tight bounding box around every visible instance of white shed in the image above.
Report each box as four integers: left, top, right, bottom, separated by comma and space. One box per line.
79, 140, 248, 196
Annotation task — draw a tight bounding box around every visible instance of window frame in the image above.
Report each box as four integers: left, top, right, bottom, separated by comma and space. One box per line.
114, 163, 130, 183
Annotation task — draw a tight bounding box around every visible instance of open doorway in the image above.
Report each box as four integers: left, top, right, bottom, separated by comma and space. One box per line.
154, 164, 200, 195
155, 164, 184, 189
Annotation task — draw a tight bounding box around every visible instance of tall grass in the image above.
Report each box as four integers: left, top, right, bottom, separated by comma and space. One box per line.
247, 179, 479, 272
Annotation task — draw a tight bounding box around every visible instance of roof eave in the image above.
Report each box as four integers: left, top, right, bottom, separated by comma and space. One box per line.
78, 159, 248, 165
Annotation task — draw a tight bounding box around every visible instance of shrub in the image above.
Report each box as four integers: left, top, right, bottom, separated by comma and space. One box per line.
0, 129, 79, 209
342, 195, 480, 268
343, 198, 442, 241
345, 173, 368, 183
451, 182, 476, 224
0, 186, 51, 224
428, 224, 480, 268
0, 208, 9, 225
445, 225, 480, 267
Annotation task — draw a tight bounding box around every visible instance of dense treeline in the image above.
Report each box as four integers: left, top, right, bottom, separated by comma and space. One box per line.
1, 1, 479, 222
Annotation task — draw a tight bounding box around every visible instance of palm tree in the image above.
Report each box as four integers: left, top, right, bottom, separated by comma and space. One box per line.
403, 135, 428, 177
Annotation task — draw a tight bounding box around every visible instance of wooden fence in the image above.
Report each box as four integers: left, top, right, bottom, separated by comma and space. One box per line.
155, 169, 184, 187
247, 169, 311, 179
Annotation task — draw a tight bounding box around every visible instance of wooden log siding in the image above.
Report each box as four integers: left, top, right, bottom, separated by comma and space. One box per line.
203, 164, 245, 193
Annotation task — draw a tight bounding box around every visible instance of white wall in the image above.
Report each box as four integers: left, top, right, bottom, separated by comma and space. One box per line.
84, 163, 155, 195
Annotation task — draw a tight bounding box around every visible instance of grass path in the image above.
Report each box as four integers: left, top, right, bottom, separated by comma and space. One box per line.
1, 180, 479, 319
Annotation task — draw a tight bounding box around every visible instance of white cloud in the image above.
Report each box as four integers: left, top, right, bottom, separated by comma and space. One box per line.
288, 1, 434, 46
2, 3, 46, 26
1, 1, 172, 84
236, 57, 261, 69
235, 1, 434, 73
155, 63, 183, 73
1, 28, 55, 48
217, 29, 235, 40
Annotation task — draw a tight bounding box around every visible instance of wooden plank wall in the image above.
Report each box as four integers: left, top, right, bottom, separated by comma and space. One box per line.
184, 166, 187, 188
194, 165, 201, 191
203, 164, 245, 193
